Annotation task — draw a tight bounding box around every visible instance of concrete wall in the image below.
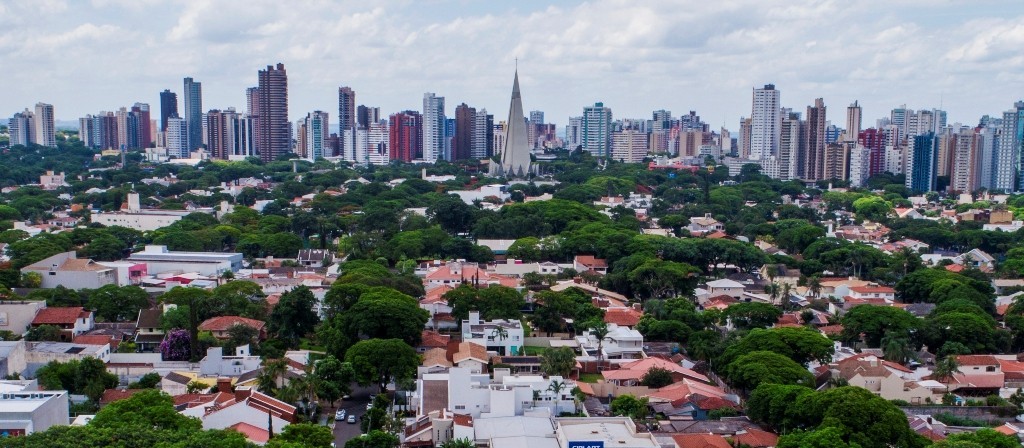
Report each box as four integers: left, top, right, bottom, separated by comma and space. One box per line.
0, 302, 46, 336
41, 269, 115, 290
588, 381, 653, 399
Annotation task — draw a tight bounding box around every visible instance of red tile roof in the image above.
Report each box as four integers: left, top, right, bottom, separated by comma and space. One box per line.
604, 308, 643, 327
73, 334, 119, 349
575, 255, 608, 268
100, 388, 146, 404
730, 429, 780, 448
420, 330, 450, 348
33, 307, 87, 325
818, 324, 844, 336
956, 355, 1000, 366
198, 316, 266, 332
671, 434, 732, 448
229, 422, 270, 444
452, 414, 473, 427
849, 285, 895, 294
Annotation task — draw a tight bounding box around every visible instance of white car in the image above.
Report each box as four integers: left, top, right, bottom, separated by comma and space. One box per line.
347, 415, 357, 424
334, 410, 347, 421
366, 402, 373, 410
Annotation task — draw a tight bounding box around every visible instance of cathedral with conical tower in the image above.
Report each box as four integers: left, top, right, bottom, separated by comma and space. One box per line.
491, 69, 533, 178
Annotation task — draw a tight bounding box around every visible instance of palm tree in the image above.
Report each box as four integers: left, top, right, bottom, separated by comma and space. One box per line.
257, 359, 288, 395
933, 355, 961, 394
764, 283, 781, 306
780, 283, 792, 310
807, 275, 822, 299
548, 379, 567, 397
589, 322, 610, 369
881, 332, 914, 365
491, 326, 509, 355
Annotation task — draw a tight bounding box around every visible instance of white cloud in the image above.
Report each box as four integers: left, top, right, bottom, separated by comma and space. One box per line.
0, 0, 1020, 129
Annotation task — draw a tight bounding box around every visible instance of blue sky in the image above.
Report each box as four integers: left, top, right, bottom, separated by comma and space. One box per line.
1, 0, 1022, 131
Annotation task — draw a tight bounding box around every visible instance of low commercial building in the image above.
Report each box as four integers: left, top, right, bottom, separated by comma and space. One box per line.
0, 389, 69, 436
127, 245, 243, 276
0, 301, 47, 337
23, 342, 110, 377
21, 252, 116, 290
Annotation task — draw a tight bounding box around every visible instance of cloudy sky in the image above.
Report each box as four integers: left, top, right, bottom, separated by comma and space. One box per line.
2, 0, 1022, 131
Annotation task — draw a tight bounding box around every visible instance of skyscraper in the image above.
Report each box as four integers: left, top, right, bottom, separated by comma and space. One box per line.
183, 77, 203, 152
206, 109, 230, 159
844, 101, 861, 142
165, 116, 188, 158
738, 117, 752, 159
159, 90, 178, 131
995, 102, 1023, 192
802, 98, 826, 180
582, 102, 612, 157
303, 110, 329, 161
33, 103, 56, 148
338, 87, 356, 133
473, 109, 493, 160
422, 93, 445, 162
906, 133, 938, 192
777, 112, 803, 181
750, 84, 781, 160
133, 103, 151, 148
493, 70, 532, 177
454, 103, 476, 161
357, 105, 380, 129
338, 89, 358, 159
9, 109, 34, 147
950, 128, 980, 194
256, 63, 289, 162
611, 127, 647, 163
389, 111, 422, 163
565, 117, 583, 150
858, 128, 885, 176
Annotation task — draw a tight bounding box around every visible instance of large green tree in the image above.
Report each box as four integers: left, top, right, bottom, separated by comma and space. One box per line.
724, 351, 814, 393
345, 339, 420, 392
267, 285, 320, 347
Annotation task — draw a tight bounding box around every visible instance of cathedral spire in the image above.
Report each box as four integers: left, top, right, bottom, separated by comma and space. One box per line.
492, 68, 531, 178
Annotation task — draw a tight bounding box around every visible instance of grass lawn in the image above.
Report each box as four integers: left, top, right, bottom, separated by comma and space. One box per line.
522, 346, 547, 356
577, 373, 602, 383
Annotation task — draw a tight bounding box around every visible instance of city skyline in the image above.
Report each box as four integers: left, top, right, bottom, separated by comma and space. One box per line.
1, 0, 1022, 127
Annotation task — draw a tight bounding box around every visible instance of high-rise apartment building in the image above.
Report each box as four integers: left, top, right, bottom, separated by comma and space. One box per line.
183, 77, 203, 152
950, 127, 980, 194
357, 105, 380, 129
132, 103, 151, 148
844, 101, 861, 142
565, 117, 583, 150
977, 125, 999, 190
582, 102, 612, 157
750, 84, 781, 160
256, 63, 289, 162
473, 110, 493, 160
338, 87, 356, 132
421, 93, 445, 162
206, 109, 230, 159
33, 103, 56, 148
848, 146, 871, 187
802, 98, 826, 180
303, 111, 329, 161
611, 127, 648, 163
9, 109, 34, 147
389, 111, 422, 163
165, 116, 189, 158
906, 133, 938, 192
777, 112, 803, 181
160, 90, 178, 131
453, 103, 476, 161
858, 128, 886, 177
995, 102, 1023, 192
822, 143, 849, 181
738, 117, 752, 159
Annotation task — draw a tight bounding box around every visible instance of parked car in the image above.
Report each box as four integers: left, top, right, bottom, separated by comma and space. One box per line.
366, 402, 373, 410
335, 410, 346, 421
347, 415, 357, 424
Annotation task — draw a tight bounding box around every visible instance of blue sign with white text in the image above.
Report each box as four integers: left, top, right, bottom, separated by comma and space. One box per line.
568, 442, 604, 448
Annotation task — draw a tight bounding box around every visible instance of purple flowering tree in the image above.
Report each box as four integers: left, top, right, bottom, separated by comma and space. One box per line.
160, 329, 191, 361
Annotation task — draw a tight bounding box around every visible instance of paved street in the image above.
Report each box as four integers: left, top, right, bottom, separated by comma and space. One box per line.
332, 385, 376, 447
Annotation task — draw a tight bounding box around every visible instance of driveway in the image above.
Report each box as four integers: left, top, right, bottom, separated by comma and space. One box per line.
332, 385, 377, 447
